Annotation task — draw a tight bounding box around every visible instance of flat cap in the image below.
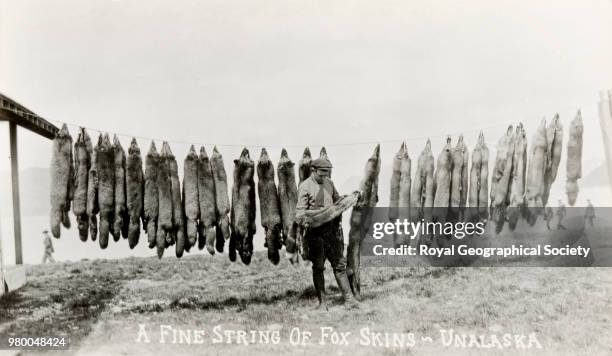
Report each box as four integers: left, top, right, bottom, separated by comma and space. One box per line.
311, 158, 333, 169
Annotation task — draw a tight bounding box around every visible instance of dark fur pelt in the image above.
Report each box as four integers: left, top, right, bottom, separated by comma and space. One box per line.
257, 148, 282, 265
50, 124, 75, 238
197, 147, 217, 254
144, 142, 160, 248
73, 128, 93, 241
231, 148, 256, 264
156, 142, 174, 257
319, 147, 331, 177
277, 149, 298, 256
168, 144, 185, 255
87, 135, 101, 241
126, 138, 144, 249
298, 147, 311, 184
347, 144, 381, 300
183, 146, 200, 251
96, 134, 115, 249
211, 146, 230, 251
112, 135, 128, 241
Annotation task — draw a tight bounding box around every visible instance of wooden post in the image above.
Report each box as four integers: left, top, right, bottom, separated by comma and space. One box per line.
9, 122, 23, 265
0, 212, 5, 296
598, 90, 612, 192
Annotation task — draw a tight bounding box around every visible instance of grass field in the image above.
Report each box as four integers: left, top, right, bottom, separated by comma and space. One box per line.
1, 228, 611, 356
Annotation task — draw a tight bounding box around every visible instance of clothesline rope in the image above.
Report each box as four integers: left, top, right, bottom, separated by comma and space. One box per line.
0, 105, 571, 149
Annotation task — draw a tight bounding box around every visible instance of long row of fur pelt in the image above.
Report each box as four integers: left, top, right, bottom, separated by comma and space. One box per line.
257, 148, 283, 265
230, 148, 256, 265
50, 124, 75, 238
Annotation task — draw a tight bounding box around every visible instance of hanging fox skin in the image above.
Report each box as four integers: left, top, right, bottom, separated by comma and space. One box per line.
87, 135, 100, 241
543, 114, 563, 206
196, 147, 217, 254
156, 142, 174, 257
73, 128, 93, 241
183, 146, 200, 250
126, 138, 144, 249
493, 126, 516, 233
50, 124, 74, 238
478, 137, 490, 221
231, 148, 256, 265
566, 111, 583, 205
398, 146, 411, 217
450, 135, 468, 218
168, 144, 185, 255
298, 147, 312, 184
468, 135, 482, 221
112, 135, 128, 241
525, 118, 548, 225
210, 146, 230, 251
433, 138, 452, 222
277, 149, 298, 254
97, 134, 115, 249
347, 145, 381, 300
508, 125, 528, 230
389, 143, 404, 220
257, 148, 283, 265
144, 142, 160, 248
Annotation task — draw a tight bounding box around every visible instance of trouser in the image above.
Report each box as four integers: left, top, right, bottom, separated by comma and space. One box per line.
586, 216, 594, 227
307, 221, 354, 303
42, 252, 56, 263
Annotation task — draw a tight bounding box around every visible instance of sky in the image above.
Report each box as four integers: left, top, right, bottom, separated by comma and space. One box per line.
0, 0, 612, 263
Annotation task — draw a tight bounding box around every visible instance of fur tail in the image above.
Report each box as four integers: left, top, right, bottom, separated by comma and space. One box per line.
128, 220, 140, 249
99, 216, 110, 249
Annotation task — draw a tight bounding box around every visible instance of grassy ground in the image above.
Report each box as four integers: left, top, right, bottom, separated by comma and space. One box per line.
1, 233, 611, 355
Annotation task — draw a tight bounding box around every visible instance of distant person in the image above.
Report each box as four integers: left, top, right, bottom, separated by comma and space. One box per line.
42, 230, 56, 263
556, 200, 567, 230
585, 199, 595, 227
544, 206, 554, 230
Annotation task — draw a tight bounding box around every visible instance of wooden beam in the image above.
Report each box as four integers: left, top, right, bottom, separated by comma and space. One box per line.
9, 122, 23, 265
0, 213, 5, 296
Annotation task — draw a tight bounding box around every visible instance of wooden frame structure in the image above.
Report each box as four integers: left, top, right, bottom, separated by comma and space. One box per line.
0, 92, 58, 295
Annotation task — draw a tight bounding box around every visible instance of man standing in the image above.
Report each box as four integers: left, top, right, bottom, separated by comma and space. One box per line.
556, 200, 567, 230
296, 157, 358, 310
585, 199, 595, 227
42, 230, 56, 263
